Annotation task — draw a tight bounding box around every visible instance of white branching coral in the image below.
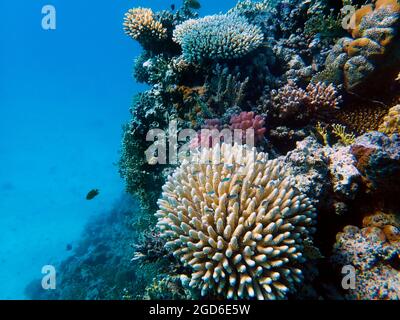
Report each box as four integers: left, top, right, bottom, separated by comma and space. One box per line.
173, 14, 264, 63
156, 143, 317, 300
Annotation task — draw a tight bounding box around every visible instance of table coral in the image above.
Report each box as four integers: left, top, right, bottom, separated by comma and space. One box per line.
173, 14, 264, 63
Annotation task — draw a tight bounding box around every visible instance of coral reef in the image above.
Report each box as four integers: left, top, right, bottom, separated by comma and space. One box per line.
173, 14, 264, 63
113, 0, 400, 301
335, 103, 389, 134
156, 143, 317, 299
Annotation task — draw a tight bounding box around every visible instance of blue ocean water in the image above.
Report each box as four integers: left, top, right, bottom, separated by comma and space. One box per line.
0, 0, 237, 300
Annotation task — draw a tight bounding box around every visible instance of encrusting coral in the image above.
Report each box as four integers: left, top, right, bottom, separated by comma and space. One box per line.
156, 143, 317, 299
265, 81, 342, 124
173, 14, 264, 63
317, 0, 400, 93
332, 210, 400, 300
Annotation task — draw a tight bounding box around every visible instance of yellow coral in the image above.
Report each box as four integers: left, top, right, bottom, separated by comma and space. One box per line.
375, 0, 400, 12
316, 122, 329, 146
378, 104, 400, 135
156, 143, 316, 300
123, 8, 167, 46
332, 124, 356, 145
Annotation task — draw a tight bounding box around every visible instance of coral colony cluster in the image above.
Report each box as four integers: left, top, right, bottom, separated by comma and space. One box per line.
29, 0, 400, 300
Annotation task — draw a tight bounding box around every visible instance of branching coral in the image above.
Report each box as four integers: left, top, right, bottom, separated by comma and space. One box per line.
203, 65, 249, 114
123, 8, 167, 50
156, 143, 317, 299
229, 112, 266, 143
266, 81, 342, 123
332, 124, 356, 145
173, 14, 264, 63
379, 104, 400, 135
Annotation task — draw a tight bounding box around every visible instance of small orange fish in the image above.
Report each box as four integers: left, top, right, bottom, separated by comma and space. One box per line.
86, 189, 99, 200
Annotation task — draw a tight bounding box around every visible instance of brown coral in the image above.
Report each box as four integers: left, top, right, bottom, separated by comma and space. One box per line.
378, 104, 400, 135
335, 103, 389, 134
123, 8, 167, 49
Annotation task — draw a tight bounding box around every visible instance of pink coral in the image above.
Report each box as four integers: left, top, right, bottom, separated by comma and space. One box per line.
190, 119, 222, 149
229, 111, 266, 143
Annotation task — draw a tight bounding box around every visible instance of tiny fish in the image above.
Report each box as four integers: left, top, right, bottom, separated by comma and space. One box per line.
86, 189, 99, 200
207, 191, 215, 195
205, 208, 214, 213
66, 244, 72, 251
228, 194, 238, 200
221, 177, 231, 182
171, 4, 176, 11
186, 0, 201, 10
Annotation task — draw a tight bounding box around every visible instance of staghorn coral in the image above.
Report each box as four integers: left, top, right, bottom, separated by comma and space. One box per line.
123, 8, 167, 50
265, 81, 342, 123
156, 143, 317, 299
306, 82, 342, 111
379, 104, 400, 135
173, 14, 264, 63
229, 111, 267, 143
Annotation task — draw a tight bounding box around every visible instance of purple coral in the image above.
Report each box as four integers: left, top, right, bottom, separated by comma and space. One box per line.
306, 82, 342, 111
229, 111, 266, 143
190, 118, 222, 149
267, 81, 342, 122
